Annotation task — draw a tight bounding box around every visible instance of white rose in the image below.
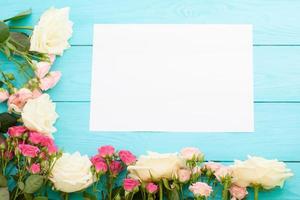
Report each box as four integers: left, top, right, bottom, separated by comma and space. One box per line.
127, 152, 185, 182
30, 7, 73, 55
50, 152, 94, 193
21, 94, 58, 138
231, 156, 293, 189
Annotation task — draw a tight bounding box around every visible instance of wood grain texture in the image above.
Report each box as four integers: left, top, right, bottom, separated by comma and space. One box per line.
1, 0, 300, 44
3, 46, 300, 101
1, 0, 300, 199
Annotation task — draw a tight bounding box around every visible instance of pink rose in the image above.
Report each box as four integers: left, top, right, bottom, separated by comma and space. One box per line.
192, 166, 202, 175
0, 89, 9, 103
119, 150, 136, 165
8, 88, 33, 112
204, 162, 223, 172
178, 168, 191, 183
32, 89, 42, 98
28, 131, 57, 155
214, 166, 232, 181
180, 147, 203, 161
29, 163, 41, 174
229, 185, 248, 200
189, 182, 213, 198
48, 54, 56, 64
8, 126, 27, 137
123, 178, 140, 192
94, 161, 108, 173
18, 144, 40, 158
98, 145, 115, 158
39, 71, 61, 91
110, 161, 123, 176
146, 183, 158, 194
35, 61, 51, 79
91, 154, 105, 165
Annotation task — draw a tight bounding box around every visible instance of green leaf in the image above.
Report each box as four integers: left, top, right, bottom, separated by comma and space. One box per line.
18, 181, 25, 191
3, 9, 32, 22
2, 46, 11, 57
162, 178, 172, 190
24, 193, 34, 200
0, 112, 18, 133
23, 175, 44, 194
0, 22, 9, 43
83, 191, 97, 200
167, 189, 180, 200
33, 196, 48, 200
0, 187, 9, 200
0, 174, 7, 187
9, 32, 30, 52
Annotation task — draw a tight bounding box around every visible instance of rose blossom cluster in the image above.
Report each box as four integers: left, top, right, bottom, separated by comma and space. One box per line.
0, 125, 60, 196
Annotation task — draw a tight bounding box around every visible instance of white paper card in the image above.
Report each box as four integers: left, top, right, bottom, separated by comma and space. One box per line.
90, 24, 253, 132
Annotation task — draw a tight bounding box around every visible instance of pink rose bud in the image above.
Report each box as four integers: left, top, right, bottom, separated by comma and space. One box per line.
98, 145, 115, 158
123, 178, 140, 192
8, 126, 27, 137
178, 168, 191, 183
95, 161, 108, 173
0, 89, 9, 103
214, 166, 232, 181
180, 147, 203, 161
110, 161, 123, 176
229, 185, 248, 200
29, 163, 41, 174
8, 88, 33, 112
18, 144, 40, 158
146, 183, 158, 194
35, 61, 51, 79
192, 166, 202, 175
48, 54, 56, 64
39, 71, 61, 91
91, 154, 105, 165
119, 150, 136, 165
204, 162, 223, 172
189, 182, 213, 198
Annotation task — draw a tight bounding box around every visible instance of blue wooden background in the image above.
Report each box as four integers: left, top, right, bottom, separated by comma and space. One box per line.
1, 1, 300, 199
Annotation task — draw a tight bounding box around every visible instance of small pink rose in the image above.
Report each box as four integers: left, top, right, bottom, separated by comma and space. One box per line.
39, 71, 61, 91
94, 161, 108, 173
146, 183, 158, 194
119, 150, 136, 165
0, 89, 9, 103
214, 166, 232, 181
110, 161, 123, 176
48, 54, 56, 64
91, 154, 105, 165
178, 168, 191, 183
8, 126, 27, 137
32, 89, 42, 98
28, 131, 57, 155
189, 182, 213, 198
229, 185, 248, 200
18, 144, 40, 158
29, 163, 41, 174
123, 178, 140, 192
204, 162, 223, 172
192, 166, 202, 175
8, 88, 33, 112
35, 61, 51, 79
98, 145, 115, 158
180, 147, 203, 161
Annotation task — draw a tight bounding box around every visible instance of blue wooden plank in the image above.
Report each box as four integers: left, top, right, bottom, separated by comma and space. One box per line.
2, 46, 299, 101
1, 0, 300, 44
37, 102, 299, 162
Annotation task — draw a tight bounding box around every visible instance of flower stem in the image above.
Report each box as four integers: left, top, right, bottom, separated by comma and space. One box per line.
9, 26, 33, 30
159, 181, 163, 200
254, 186, 259, 200
222, 181, 229, 200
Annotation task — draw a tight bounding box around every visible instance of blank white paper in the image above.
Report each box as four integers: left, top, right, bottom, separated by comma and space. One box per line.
90, 24, 253, 132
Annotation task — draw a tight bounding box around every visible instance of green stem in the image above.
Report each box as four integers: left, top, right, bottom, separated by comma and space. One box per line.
222, 181, 229, 200
159, 181, 163, 200
9, 26, 33, 30
254, 186, 259, 200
